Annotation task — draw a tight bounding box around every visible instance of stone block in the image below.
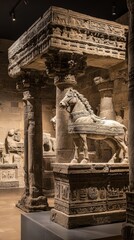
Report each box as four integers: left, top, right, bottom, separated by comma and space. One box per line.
51, 163, 129, 228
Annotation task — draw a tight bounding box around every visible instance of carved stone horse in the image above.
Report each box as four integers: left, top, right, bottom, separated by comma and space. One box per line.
59, 88, 128, 164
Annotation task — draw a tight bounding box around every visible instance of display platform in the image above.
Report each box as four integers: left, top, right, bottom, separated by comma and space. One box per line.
21, 211, 123, 240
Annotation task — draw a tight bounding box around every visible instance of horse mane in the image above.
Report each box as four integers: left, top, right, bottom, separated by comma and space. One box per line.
72, 89, 101, 119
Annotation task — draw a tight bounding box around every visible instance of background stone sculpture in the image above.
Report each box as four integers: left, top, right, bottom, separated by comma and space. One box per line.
43, 132, 56, 152
5, 128, 24, 154
60, 88, 128, 164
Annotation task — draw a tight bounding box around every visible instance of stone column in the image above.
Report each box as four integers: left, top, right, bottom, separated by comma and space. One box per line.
94, 76, 115, 120
122, 1, 134, 239
16, 71, 48, 212
23, 94, 29, 196
93, 75, 116, 162
46, 50, 86, 163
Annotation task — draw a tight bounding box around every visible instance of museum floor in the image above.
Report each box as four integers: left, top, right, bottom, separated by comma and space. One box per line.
0, 188, 54, 240
0, 188, 123, 240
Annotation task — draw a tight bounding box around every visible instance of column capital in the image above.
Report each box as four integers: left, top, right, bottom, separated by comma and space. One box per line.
16, 70, 47, 91
45, 50, 87, 89
94, 76, 114, 97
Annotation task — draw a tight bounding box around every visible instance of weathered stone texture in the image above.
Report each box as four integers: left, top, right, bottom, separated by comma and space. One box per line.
51, 163, 129, 228
8, 6, 128, 77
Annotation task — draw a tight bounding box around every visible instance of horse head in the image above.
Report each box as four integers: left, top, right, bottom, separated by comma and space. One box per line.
59, 88, 77, 112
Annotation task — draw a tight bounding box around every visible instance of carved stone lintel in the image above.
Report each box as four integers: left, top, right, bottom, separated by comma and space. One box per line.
8, 7, 128, 77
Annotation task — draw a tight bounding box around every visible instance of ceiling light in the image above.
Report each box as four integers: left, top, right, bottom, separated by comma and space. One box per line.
10, 11, 16, 21
112, 4, 116, 16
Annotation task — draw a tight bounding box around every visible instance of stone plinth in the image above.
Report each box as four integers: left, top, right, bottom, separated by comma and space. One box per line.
51, 163, 129, 229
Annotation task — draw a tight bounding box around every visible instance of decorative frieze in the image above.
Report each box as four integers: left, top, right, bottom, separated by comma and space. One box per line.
51, 163, 129, 228
8, 6, 128, 77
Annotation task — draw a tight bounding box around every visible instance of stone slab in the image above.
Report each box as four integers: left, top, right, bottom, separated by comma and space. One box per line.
21, 211, 123, 240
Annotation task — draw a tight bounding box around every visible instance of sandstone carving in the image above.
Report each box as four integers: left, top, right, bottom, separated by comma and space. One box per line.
60, 88, 128, 164
50, 116, 56, 131
0, 142, 4, 161
43, 132, 56, 152
8, 6, 128, 77
51, 163, 129, 228
5, 129, 24, 154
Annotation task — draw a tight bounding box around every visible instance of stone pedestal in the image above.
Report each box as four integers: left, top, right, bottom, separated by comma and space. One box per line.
51, 163, 129, 229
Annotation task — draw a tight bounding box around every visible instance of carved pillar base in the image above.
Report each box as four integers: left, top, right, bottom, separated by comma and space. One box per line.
16, 195, 48, 212
122, 192, 134, 240
51, 163, 129, 229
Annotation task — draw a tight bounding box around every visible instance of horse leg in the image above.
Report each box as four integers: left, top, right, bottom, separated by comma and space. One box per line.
79, 134, 89, 164
104, 138, 118, 163
114, 136, 128, 164
70, 136, 79, 164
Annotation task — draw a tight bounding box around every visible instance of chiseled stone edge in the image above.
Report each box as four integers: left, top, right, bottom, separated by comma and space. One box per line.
51, 208, 126, 228
8, 6, 128, 77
